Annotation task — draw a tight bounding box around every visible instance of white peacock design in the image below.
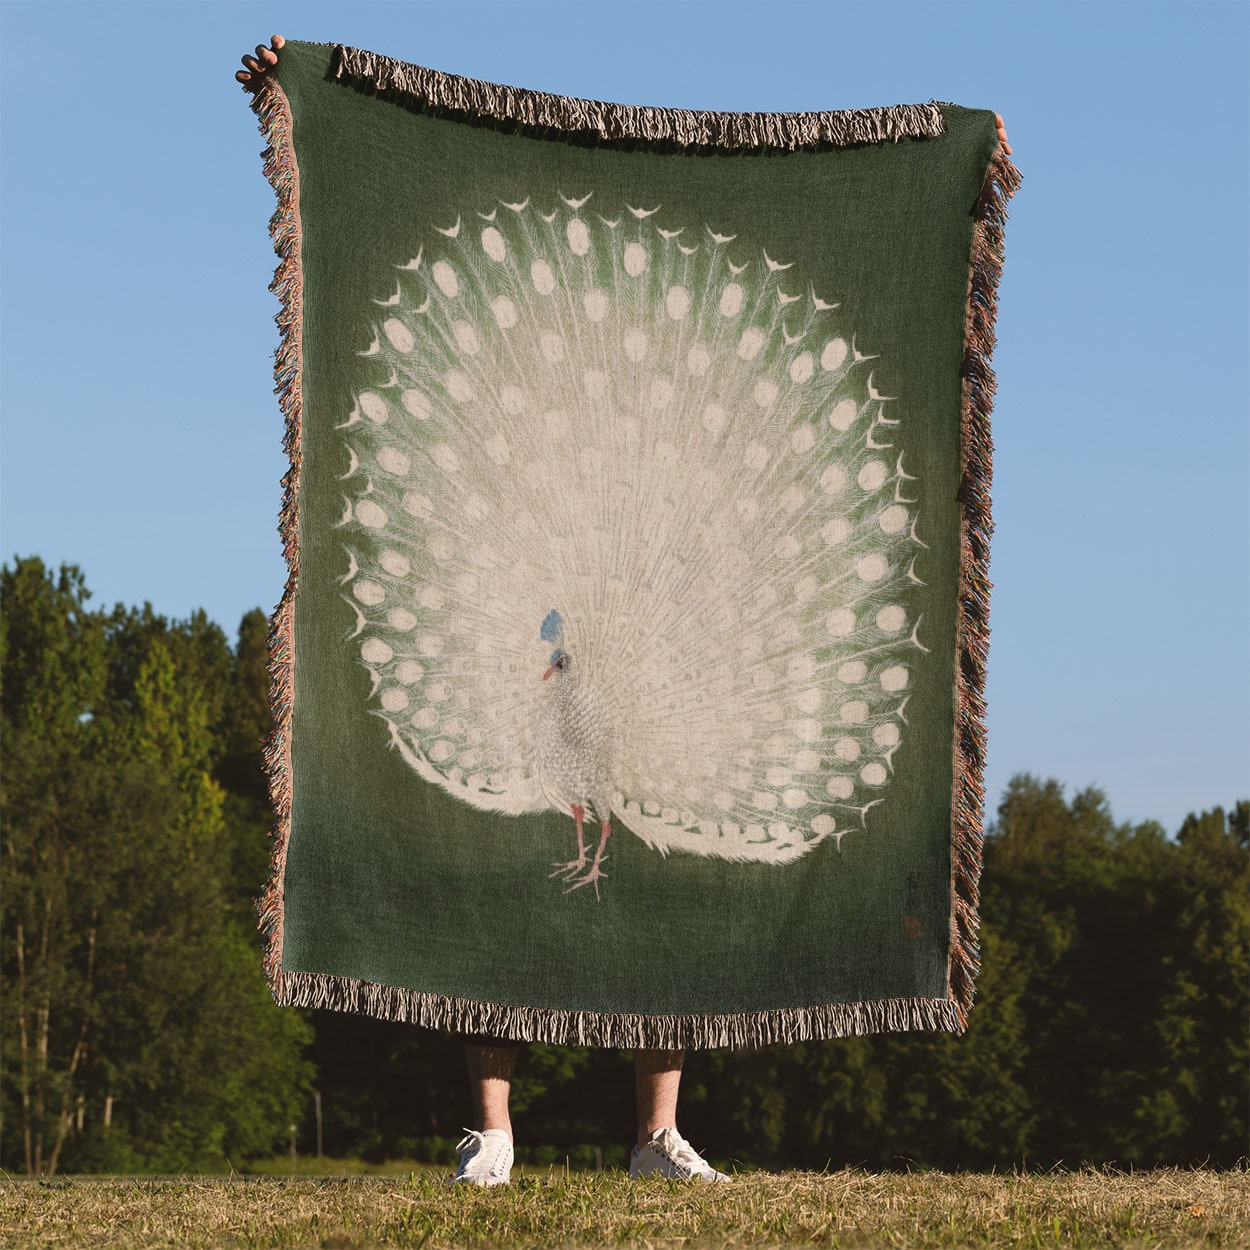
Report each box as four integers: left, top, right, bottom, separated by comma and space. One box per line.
337, 194, 927, 898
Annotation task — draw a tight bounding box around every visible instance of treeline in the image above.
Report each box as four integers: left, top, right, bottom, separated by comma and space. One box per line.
1, 558, 1246, 1174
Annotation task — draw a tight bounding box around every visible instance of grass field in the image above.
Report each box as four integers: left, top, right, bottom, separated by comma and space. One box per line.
1, 1166, 1247, 1249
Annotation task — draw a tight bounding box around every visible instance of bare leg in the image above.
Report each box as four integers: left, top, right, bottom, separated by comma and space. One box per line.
464, 1044, 517, 1138
550, 804, 589, 878
635, 1048, 684, 1147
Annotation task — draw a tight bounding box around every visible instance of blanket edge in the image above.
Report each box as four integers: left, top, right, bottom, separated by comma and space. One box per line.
249, 67, 1021, 1043
277, 968, 963, 1048
949, 148, 1023, 1028
330, 43, 946, 150
253, 77, 302, 1000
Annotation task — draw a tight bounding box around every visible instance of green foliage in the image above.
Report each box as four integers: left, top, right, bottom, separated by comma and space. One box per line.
0, 559, 311, 1175
2, 558, 1245, 1173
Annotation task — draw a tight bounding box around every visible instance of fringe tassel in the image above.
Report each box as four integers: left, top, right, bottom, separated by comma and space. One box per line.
247, 56, 1017, 1041
330, 44, 945, 150
279, 969, 962, 1049
950, 148, 1022, 1029
250, 75, 304, 1007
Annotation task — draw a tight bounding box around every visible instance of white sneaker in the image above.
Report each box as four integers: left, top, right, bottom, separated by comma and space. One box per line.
452, 1127, 513, 1186
629, 1127, 730, 1180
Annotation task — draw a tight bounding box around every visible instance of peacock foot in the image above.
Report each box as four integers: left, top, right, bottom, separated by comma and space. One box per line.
563, 859, 609, 901
548, 856, 587, 880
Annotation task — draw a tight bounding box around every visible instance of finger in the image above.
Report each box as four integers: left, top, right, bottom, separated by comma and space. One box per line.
255, 44, 277, 67
241, 54, 262, 73
235, 69, 253, 84
272, 34, 286, 50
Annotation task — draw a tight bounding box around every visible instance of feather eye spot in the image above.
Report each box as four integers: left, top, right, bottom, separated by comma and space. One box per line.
355, 500, 389, 529
834, 737, 861, 762
376, 447, 411, 476
410, 707, 439, 730
825, 607, 855, 637
623, 329, 649, 362
858, 460, 888, 491
839, 701, 869, 725
530, 258, 556, 294
826, 775, 855, 800
791, 425, 817, 454
856, 553, 888, 582
359, 391, 390, 423
540, 333, 566, 364
811, 814, 837, 836
431, 261, 459, 297
480, 227, 507, 262
790, 352, 815, 383
837, 661, 867, 684
395, 661, 426, 685
821, 338, 849, 371
820, 518, 852, 547
566, 217, 591, 256
666, 285, 691, 320
379, 550, 410, 578
360, 638, 393, 665
386, 607, 417, 632
383, 318, 415, 353
860, 762, 888, 786
401, 491, 433, 519
719, 283, 745, 317
828, 397, 859, 431
782, 788, 808, 810
400, 389, 431, 420
353, 580, 385, 605
819, 465, 848, 495
754, 379, 779, 408
443, 371, 475, 404
491, 296, 518, 329
583, 289, 609, 322
873, 723, 900, 747
738, 327, 766, 360
381, 687, 410, 712
880, 665, 909, 692
624, 242, 648, 276
877, 605, 906, 633
879, 504, 909, 534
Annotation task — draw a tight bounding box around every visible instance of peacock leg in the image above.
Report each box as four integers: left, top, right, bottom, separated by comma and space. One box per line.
564, 818, 611, 901
549, 803, 589, 878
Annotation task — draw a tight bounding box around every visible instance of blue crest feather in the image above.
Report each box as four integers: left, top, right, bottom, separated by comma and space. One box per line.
540, 609, 564, 643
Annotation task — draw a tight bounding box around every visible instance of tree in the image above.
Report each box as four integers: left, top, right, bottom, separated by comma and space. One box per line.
0, 559, 312, 1173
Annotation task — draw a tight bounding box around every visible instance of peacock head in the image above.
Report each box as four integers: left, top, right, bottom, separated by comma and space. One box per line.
539, 609, 570, 680
543, 647, 571, 681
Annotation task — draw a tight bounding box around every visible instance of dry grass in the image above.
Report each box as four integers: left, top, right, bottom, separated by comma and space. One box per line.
1, 1166, 1246, 1248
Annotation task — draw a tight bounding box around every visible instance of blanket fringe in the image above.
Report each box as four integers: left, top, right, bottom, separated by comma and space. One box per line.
247, 53, 1017, 1039
950, 147, 1022, 1028
279, 969, 962, 1048
250, 75, 304, 1005
330, 44, 945, 150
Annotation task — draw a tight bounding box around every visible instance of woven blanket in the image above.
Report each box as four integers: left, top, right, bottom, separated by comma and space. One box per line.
250, 41, 1019, 1048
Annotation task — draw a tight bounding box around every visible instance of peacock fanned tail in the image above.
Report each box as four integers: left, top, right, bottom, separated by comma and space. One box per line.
337, 195, 925, 866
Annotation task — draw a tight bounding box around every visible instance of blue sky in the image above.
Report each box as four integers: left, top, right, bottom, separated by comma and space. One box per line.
2, 1, 1246, 834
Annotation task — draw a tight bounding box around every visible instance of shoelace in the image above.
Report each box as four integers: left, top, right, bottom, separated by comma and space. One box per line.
455, 1127, 510, 1177
659, 1129, 712, 1176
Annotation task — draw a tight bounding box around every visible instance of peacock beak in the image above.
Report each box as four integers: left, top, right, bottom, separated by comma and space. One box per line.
542, 663, 557, 681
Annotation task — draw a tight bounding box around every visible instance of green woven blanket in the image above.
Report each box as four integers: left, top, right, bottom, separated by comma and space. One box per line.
250, 41, 1019, 1047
